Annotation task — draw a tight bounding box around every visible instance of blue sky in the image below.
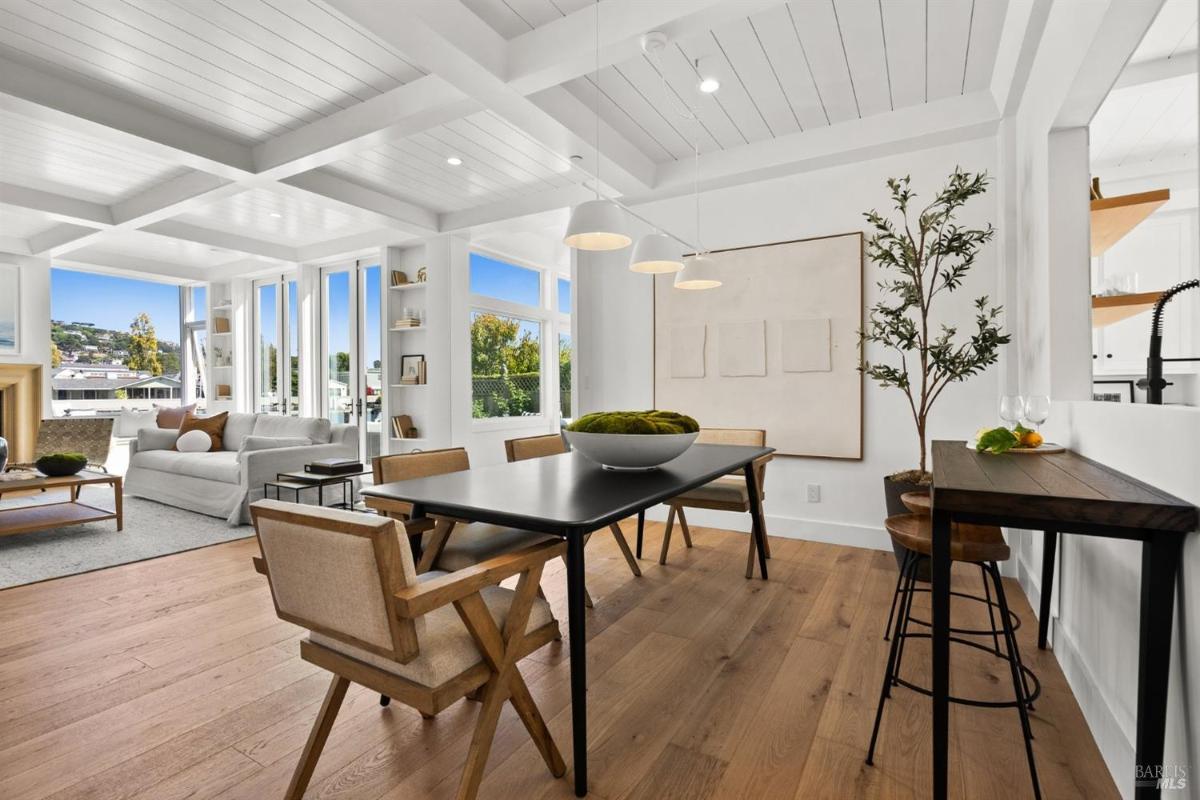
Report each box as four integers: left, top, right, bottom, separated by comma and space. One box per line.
51, 268, 181, 344
324, 265, 381, 368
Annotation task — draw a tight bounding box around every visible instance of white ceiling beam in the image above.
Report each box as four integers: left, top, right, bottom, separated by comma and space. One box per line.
326, 0, 657, 195
990, 0, 1053, 117
252, 76, 480, 178
439, 183, 595, 231
277, 171, 440, 236
0, 56, 253, 180
0, 182, 113, 227
1114, 52, 1199, 89
110, 172, 238, 227
507, 0, 779, 95
295, 228, 418, 263
53, 252, 211, 283
140, 220, 297, 262
28, 223, 103, 256
0, 237, 32, 256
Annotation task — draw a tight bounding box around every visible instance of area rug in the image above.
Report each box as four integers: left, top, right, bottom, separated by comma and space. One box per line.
0, 485, 252, 589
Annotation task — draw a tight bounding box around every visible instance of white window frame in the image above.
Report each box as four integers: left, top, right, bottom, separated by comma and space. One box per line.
468, 246, 572, 428
252, 272, 299, 415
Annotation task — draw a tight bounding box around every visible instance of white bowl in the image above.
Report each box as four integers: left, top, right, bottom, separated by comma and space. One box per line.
563, 430, 698, 471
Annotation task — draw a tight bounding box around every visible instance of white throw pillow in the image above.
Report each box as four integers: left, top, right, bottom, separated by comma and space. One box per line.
176, 429, 214, 453
115, 408, 157, 438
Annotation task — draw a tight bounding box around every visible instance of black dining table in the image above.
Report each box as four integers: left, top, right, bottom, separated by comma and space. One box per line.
929, 440, 1198, 800
361, 442, 774, 797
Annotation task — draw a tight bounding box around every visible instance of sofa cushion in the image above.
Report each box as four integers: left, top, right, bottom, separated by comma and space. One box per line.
132, 449, 241, 484
253, 415, 331, 444
156, 404, 195, 429
222, 413, 259, 451
137, 427, 180, 452
114, 408, 158, 438
239, 435, 311, 454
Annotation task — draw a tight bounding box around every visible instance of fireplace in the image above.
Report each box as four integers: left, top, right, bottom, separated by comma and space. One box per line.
0, 364, 42, 464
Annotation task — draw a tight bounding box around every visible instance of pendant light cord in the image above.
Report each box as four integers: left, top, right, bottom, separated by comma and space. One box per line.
693, 143, 703, 253
594, 0, 600, 200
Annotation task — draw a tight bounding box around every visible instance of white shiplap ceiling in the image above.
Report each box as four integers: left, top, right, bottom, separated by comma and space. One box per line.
0, 0, 1056, 277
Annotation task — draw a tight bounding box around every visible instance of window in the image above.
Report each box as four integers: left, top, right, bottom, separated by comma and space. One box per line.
468, 251, 571, 421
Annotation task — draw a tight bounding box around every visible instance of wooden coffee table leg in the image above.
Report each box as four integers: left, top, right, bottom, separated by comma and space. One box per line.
114, 477, 123, 532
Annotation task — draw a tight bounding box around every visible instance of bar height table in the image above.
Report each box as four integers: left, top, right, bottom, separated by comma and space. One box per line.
928, 441, 1197, 800
361, 443, 773, 797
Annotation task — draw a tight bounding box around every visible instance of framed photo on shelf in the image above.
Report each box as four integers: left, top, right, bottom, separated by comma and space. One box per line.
400, 354, 425, 384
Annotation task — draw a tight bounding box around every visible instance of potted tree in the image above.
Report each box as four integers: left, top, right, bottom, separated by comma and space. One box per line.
859, 169, 1010, 569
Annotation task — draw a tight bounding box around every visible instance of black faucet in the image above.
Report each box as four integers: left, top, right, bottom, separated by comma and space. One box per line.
1138, 279, 1200, 404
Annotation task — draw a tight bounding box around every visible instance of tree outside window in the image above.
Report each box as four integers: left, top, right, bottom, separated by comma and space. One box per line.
470, 311, 541, 418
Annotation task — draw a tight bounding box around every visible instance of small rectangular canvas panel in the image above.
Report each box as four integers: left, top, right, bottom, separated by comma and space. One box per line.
782, 318, 831, 373
654, 233, 863, 459
718, 321, 766, 376
670, 324, 706, 378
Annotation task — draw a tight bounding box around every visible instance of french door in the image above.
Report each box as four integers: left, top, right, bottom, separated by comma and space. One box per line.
253, 275, 300, 415
321, 260, 382, 461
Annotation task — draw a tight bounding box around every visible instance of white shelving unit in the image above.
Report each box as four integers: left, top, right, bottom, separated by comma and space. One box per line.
383, 246, 436, 453
206, 281, 237, 411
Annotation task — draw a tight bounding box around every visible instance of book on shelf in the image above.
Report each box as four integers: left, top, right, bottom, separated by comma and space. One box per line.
216, 383, 231, 397
418, 360, 427, 384
212, 317, 231, 334
390, 270, 409, 286
391, 319, 420, 329
391, 414, 417, 439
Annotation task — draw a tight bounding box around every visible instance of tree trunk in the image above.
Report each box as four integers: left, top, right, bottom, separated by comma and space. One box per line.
917, 417, 927, 474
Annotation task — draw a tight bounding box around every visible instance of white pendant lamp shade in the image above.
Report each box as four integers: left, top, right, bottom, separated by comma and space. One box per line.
673, 254, 722, 289
629, 232, 683, 273
564, 199, 632, 251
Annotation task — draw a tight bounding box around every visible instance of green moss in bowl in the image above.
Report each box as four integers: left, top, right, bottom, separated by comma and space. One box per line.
36, 452, 88, 477
567, 410, 699, 435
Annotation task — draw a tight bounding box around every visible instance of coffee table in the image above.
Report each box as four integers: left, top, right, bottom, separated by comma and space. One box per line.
0, 470, 123, 537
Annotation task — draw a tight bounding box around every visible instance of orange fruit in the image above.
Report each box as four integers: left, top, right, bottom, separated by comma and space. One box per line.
1020, 431, 1044, 448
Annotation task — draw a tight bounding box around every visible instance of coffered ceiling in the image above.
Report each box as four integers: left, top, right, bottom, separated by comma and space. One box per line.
0, 0, 1141, 280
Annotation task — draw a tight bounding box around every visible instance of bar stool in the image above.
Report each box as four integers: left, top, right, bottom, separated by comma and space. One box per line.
867, 491, 1043, 800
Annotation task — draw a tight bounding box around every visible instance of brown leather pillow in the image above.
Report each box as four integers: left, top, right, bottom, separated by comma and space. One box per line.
174, 412, 228, 452
157, 403, 196, 429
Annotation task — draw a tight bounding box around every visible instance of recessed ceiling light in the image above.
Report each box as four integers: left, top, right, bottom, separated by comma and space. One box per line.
446, 156, 463, 166
269, 212, 282, 218
698, 77, 720, 94
695, 57, 719, 94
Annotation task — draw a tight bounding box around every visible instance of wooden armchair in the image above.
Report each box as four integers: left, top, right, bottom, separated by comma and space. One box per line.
250, 500, 566, 800
505, 433, 642, 608
369, 447, 553, 575
659, 428, 773, 578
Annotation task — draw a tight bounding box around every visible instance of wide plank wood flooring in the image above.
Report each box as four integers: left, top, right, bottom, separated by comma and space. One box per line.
0, 520, 1119, 799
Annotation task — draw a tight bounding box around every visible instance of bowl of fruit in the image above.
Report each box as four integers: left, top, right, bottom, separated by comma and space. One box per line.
972, 425, 1061, 454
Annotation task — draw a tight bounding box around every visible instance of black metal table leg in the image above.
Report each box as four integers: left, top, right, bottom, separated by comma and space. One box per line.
1039, 530, 1057, 649
1134, 530, 1182, 800
636, 510, 644, 559
743, 462, 768, 580
318, 482, 323, 508
930, 508, 951, 800
566, 529, 588, 797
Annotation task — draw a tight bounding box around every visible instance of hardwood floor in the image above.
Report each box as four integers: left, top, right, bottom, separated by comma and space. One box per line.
0, 521, 1119, 800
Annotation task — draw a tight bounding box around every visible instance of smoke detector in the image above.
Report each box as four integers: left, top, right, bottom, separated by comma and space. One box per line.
641, 31, 668, 55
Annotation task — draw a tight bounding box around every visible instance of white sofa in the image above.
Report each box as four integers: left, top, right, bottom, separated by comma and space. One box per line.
124, 413, 359, 525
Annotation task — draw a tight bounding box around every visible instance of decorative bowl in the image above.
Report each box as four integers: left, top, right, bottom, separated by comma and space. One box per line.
36, 452, 88, 477
564, 430, 698, 471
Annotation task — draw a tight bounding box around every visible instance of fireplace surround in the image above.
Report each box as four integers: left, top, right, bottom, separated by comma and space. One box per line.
0, 363, 42, 464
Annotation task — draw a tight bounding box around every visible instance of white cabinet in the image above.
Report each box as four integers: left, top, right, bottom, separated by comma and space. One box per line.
1093, 211, 1198, 375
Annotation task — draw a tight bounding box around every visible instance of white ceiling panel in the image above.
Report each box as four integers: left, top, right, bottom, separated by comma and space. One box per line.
0, 108, 188, 204
834, 0, 893, 117
926, 0, 974, 101
0, 0, 425, 143
175, 187, 382, 247
749, 4, 828, 131
462, 0, 596, 39
68, 229, 245, 268
1130, 0, 1198, 64
0, 204, 59, 239
1091, 73, 1198, 170
880, 0, 926, 108
712, 16, 803, 136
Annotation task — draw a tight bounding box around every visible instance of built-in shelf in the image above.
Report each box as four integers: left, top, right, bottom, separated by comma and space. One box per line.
211, 303, 233, 311
389, 383, 426, 388
1091, 291, 1164, 328
211, 331, 232, 337
388, 282, 426, 292
389, 326, 425, 333
389, 437, 428, 443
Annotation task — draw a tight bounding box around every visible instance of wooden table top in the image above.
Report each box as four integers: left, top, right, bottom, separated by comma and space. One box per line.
0, 469, 118, 490
931, 440, 1197, 533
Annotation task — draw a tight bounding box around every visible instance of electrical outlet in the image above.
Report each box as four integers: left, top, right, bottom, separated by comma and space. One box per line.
806, 483, 820, 503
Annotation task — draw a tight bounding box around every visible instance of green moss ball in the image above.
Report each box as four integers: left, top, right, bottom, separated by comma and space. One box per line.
567, 410, 699, 435
36, 452, 88, 476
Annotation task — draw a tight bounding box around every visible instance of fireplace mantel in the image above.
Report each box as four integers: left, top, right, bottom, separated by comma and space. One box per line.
0, 363, 42, 463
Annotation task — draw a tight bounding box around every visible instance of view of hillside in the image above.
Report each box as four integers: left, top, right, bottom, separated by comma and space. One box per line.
51, 318, 181, 375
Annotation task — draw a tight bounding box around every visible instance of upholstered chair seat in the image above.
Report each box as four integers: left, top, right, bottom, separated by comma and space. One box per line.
672, 476, 750, 506
433, 524, 556, 573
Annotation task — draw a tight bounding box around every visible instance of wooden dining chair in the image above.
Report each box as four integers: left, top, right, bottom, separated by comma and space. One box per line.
372, 447, 553, 575
250, 500, 566, 800
658, 428, 773, 578
504, 433, 642, 608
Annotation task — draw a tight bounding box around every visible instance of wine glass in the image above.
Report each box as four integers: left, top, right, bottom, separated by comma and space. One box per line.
1024, 395, 1051, 431
1000, 395, 1025, 428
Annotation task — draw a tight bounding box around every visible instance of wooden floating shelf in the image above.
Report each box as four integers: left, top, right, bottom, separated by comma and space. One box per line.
1090, 188, 1170, 257
389, 326, 425, 332
1091, 291, 1164, 328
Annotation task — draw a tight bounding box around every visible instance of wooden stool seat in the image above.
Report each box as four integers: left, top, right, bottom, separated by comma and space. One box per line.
884, 513, 1010, 563
900, 491, 932, 515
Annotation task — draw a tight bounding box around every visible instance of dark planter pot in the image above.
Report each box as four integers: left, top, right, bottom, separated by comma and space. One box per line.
884, 475, 931, 581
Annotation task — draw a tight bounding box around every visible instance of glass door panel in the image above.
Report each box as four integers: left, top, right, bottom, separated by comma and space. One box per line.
323, 269, 355, 426
362, 265, 382, 461
255, 282, 279, 413
286, 280, 299, 415
321, 262, 382, 461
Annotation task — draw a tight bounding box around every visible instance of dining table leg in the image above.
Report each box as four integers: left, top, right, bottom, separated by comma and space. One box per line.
1134, 531, 1182, 799
743, 463, 768, 580
566, 529, 588, 797
930, 508, 951, 800
1039, 530, 1057, 649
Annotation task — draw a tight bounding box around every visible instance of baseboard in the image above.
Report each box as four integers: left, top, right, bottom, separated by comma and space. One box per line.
640, 505, 891, 552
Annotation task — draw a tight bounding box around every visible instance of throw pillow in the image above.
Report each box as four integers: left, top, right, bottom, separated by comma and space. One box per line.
174, 411, 229, 452
175, 429, 213, 453
115, 408, 157, 438
156, 403, 196, 429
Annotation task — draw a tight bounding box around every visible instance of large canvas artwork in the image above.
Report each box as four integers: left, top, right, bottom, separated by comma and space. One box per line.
0, 264, 18, 355
654, 233, 863, 459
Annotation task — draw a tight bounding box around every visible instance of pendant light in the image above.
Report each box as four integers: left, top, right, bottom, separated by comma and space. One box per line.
629, 232, 683, 273
564, 1, 630, 251
673, 145, 721, 290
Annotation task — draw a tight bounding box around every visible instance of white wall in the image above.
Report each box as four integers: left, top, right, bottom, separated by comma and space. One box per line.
577, 136, 1006, 549
0, 254, 53, 415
